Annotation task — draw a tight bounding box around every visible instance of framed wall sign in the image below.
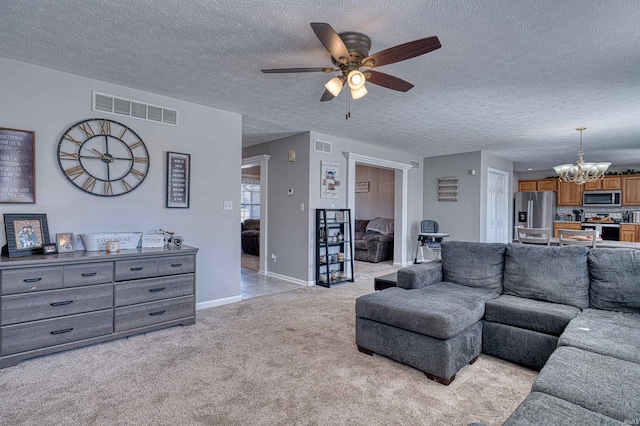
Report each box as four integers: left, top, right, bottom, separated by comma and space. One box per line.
166, 151, 191, 208
0, 128, 36, 203
355, 181, 369, 193
3, 213, 50, 257
321, 161, 340, 199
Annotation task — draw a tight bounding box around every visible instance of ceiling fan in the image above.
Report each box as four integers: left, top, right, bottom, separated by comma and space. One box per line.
261, 22, 441, 103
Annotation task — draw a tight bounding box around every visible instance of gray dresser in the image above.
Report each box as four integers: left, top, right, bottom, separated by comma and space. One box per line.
0, 245, 198, 368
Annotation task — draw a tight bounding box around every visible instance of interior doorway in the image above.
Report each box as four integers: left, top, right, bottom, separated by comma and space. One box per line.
486, 168, 510, 243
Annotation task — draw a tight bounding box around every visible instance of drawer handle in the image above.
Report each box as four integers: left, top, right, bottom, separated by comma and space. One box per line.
171, 263, 183, 267
149, 310, 166, 316
130, 267, 144, 271
81, 272, 97, 277
149, 287, 166, 293
23, 278, 43, 283
50, 328, 74, 335
50, 300, 73, 307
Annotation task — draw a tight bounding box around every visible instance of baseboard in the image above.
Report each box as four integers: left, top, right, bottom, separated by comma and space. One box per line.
258, 269, 266, 276
393, 261, 413, 267
265, 271, 312, 287
196, 295, 242, 310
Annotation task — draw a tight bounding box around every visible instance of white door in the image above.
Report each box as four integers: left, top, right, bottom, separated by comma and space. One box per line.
487, 169, 509, 243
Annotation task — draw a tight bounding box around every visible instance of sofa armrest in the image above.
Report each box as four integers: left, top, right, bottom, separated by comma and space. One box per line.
364, 233, 394, 243
397, 261, 442, 289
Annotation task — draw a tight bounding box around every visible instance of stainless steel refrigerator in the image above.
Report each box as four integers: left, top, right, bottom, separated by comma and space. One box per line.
514, 191, 557, 236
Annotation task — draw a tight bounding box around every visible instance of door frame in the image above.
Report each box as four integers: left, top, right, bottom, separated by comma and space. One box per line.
345, 152, 413, 266
486, 167, 510, 243
242, 154, 271, 274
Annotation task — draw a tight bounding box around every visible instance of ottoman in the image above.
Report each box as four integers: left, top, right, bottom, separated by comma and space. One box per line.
355, 282, 495, 385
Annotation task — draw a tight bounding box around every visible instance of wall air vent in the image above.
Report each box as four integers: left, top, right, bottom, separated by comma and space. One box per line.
314, 139, 332, 154
92, 91, 179, 126
411, 160, 421, 169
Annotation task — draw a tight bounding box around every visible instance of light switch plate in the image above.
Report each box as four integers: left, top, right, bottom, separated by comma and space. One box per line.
223, 201, 233, 211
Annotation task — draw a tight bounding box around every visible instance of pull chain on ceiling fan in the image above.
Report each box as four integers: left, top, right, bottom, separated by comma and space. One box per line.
261, 22, 442, 118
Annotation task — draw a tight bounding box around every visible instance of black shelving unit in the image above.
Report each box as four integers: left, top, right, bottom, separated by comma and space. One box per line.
315, 208, 354, 288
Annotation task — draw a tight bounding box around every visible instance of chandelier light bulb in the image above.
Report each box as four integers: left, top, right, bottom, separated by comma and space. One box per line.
351, 85, 368, 100
347, 70, 366, 90
324, 77, 344, 97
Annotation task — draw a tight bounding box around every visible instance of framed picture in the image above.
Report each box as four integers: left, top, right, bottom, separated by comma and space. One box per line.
3, 213, 50, 257
320, 161, 339, 199
0, 128, 36, 204
166, 152, 191, 208
56, 232, 75, 253
42, 243, 58, 255
355, 181, 369, 193
335, 211, 344, 222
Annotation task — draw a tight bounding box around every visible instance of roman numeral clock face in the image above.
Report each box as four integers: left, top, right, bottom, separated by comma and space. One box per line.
57, 119, 150, 196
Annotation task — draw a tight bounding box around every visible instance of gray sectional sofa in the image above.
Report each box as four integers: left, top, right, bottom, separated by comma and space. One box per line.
355, 241, 640, 424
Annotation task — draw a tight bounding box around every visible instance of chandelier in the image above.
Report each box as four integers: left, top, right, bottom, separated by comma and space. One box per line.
553, 127, 611, 185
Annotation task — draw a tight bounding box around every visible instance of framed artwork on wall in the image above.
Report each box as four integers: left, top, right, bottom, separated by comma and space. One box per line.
3, 213, 50, 257
321, 161, 340, 199
355, 181, 369, 193
166, 151, 191, 208
0, 128, 36, 204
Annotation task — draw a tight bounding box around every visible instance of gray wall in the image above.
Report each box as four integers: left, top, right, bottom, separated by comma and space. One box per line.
354, 165, 395, 220
243, 133, 311, 282
424, 152, 482, 241
0, 57, 243, 306
308, 131, 424, 277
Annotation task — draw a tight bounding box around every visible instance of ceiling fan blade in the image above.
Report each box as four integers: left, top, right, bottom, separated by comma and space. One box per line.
365, 71, 414, 92
320, 89, 336, 102
261, 67, 328, 73
362, 36, 441, 68
310, 22, 350, 63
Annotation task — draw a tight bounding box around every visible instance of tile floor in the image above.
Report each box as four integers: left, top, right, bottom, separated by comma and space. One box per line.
241, 253, 399, 299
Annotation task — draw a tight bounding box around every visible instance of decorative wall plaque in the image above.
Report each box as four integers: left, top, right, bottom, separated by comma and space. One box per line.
438, 176, 459, 202
166, 151, 191, 208
0, 128, 36, 203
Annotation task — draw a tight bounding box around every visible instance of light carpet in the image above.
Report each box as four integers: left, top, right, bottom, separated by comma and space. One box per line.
0, 262, 536, 425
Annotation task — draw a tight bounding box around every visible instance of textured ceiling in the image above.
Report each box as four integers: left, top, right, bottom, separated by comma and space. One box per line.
0, 0, 638, 172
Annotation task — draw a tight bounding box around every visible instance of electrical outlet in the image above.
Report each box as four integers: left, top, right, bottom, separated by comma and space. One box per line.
271, 253, 277, 263
223, 201, 233, 211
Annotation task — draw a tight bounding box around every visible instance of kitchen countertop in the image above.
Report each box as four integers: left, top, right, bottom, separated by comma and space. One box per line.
554, 221, 582, 224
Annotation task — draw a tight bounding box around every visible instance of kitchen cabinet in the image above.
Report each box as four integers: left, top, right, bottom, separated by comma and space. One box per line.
620, 224, 638, 242
557, 181, 584, 206
553, 222, 582, 238
622, 177, 640, 205
518, 179, 557, 192
584, 177, 621, 191
518, 181, 537, 192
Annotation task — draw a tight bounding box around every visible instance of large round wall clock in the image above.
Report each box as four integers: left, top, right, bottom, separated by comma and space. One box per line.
57, 118, 150, 197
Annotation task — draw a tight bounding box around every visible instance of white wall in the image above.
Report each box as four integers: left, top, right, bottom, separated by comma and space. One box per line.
0, 58, 242, 306
354, 165, 395, 220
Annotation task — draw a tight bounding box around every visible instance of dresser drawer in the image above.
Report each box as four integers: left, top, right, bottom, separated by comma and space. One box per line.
1, 284, 113, 325
158, 255, 195, 276
115, 258, 159, 281
115, 274, 194, 307
64, 262, 114, 288
1, 309, 113, 356
114, 295, 194, 332
1, 266, 63, 295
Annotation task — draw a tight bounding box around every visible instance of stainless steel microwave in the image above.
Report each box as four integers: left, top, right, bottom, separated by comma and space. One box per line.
583, 190, 621, 207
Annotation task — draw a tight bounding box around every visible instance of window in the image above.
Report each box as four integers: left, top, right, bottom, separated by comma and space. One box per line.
241, 178, 260, 222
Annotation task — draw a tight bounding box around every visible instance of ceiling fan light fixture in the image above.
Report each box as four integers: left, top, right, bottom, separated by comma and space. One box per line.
351, 85, 368, 100
324, 77, 344, 97
347, 70, 366, 90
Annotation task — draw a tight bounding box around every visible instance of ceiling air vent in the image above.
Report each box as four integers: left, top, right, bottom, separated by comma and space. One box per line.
411, 160, 421, 169
314, 139, 332, 154
92, 91, 179, 126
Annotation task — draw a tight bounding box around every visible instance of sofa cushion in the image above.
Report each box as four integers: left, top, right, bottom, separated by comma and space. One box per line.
558, 308, 640, 364
441, 241, 506, 291
484, 294, 580, 336
354, 219, 369, 234
589, 248, 640, 313
242, 219, 260, 231
365, 217, 394, 236
355, 282, 496, 339
532, 346, 640, 422
503, 244, 590, 309
503, 392, 624, 426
